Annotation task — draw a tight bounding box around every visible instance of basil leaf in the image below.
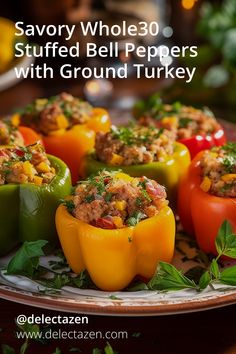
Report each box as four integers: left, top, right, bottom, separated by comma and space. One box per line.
221, 234, 236, 258
220, 266, 236, 286
199, 271, 211, 290
210, 259, 220, 279
148, 262, 197, 291
215, 220, 233, 255
6, 240, 48, 277
20, 342, 29, 354
104, 343, 115, 354
93, 349, 102, 354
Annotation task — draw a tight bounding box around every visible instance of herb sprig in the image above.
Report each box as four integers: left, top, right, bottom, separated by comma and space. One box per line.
148, 220, 236, 292
133, 93, 182, 121
110, 124, 165, 146
3, 220, 236, 295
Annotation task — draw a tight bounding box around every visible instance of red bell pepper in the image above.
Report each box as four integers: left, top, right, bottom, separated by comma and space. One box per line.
178, 151, 236, 255
178, 127, 226, 159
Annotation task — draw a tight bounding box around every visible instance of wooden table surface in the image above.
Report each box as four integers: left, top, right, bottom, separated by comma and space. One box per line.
0, 78, 236, 354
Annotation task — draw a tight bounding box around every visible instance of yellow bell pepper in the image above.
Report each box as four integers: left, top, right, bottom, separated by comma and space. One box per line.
56, 204, 175, 291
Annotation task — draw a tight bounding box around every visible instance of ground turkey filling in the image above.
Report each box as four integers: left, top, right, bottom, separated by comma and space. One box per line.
0, 143, 56, 185
0, 119, 24, 146
138, 100, 220, 140
19, 92, 93, 135
95, 125, 175, 166
66, 171, 168, 229
200, 143, 236, 198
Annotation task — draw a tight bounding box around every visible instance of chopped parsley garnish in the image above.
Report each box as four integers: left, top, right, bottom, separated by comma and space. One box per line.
135, 197, 142, 207
104, 192, 113, 202
127, 211, 146, 226
179, 117, 193, 128
221, 143, 236, 173
46, 95, 58, 104
84, 194, 95, 203
133, 93, 182, 121
138, 180, 152, 202
111, 125, 165, 146
62, 200, 75, 213
222, 155, 236, 173
222, 142, 236, 154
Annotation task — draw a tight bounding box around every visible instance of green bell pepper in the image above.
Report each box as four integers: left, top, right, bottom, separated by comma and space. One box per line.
0, 155, 71, 255
79, 142, 190, 205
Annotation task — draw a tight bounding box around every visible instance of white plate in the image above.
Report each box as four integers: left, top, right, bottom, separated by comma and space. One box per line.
1, 233, 236, 316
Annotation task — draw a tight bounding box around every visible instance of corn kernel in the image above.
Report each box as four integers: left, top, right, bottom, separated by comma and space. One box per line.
23, 161, 35, 177
115, 200, 127, 211
56, 114, 69, 129
109, 153, 124, 166
162, 116, 178, 127
115, 172, 133, 182
209, 152, 218, 158
33, 176, 43, 186
11, 113, 20, 127
36, 162, 51, 173
221, 174, 236, 182
200, 176, 212, 192
112, 216, 124, 228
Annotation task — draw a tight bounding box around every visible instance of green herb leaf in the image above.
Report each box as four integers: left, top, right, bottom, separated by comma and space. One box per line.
104, 192, 113, 202
210, 259, 220, 279
109, 295, 121, 300
104, 342, 115, 354
215, 220, 233, 254
61, 200, 75, 213
92, 349, 102, 354
52, 348, 61, 354
148, 262, 197, 291
6, 240, 48, 277
126, 211, 146, 227
1, 345, 15, 354
220, 266, 236, 286
17, 321, 40, 336
179, 118, 193, 128
215, 220, 236, 258
199, 271, 211, 290
20, 342, 29, 354
84, 194, 95, 203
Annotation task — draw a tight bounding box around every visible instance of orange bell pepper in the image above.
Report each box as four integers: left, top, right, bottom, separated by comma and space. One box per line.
42, 108, 110, 184
56, 203, 175, 291
18, 126, 42, 146
178, 151, 236, 255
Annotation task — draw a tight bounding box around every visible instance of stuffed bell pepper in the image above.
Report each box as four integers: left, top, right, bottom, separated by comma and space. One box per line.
178, 142, 236, 256
134, 94, 226, 159
17, 92, 111, 184
0, 143, 71, 255
0, 117, 41, 147
56, 170, 175, 291
79, 124, 190, 205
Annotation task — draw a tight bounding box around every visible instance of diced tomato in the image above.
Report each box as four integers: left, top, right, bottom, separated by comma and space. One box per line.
95, 216, 116, 229
14, 149, 25, 157
146, 181, 166, 199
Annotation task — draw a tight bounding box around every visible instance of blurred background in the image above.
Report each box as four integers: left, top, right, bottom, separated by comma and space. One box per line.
0, 0, 235, 122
